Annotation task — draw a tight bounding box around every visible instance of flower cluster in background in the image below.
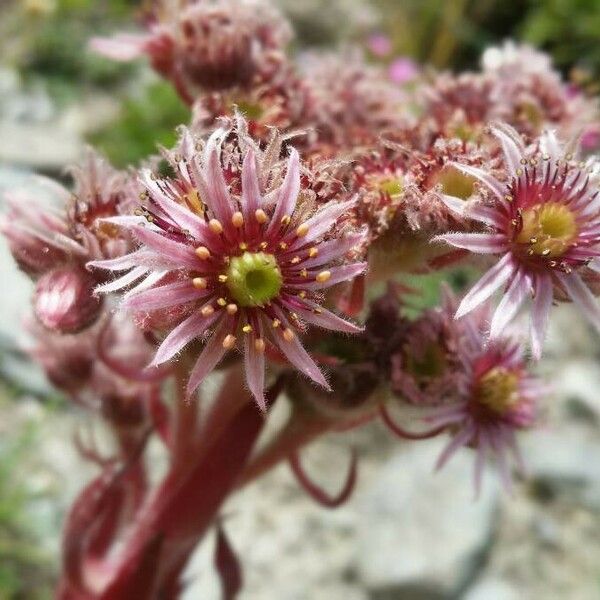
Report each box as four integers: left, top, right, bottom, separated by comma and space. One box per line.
2, 0, 600, 597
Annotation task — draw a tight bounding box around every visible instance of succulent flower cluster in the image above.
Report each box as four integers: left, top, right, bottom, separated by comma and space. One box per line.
4, 1, 600, 597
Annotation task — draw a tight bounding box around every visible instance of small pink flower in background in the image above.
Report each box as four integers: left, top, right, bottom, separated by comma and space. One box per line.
428, 312, 541, 493
91, 120, 366, 409
367, 33, 392, 58
90, 0, 291, 98
435, 123, 600, 358
388, 57, 418, 84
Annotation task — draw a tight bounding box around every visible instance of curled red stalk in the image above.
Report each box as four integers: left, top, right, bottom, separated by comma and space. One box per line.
379, 404, 446, 440
215, 523, 243, 600
289, 448, 358, 509
98, 321, 172, 383
427, 248, 469, 270
337, 274, 365, 317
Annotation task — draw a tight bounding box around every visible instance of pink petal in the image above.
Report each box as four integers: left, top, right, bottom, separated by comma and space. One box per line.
455, 253, 516, 318
489, 268, 531, 338
530, 274, 553, 360
186, 318, 233, 396
88, 250, 155, 272
435, 423, 475, 471
290, 300, 363, 333
266, 311, 330, 390
244, 332, 266, 410
95, 266, 148, 294
122, 280, 208, 311
266, 149, 300, 236
288, 199, 356, 250
491, 124, 524, 178
287, 263, 367, 290
449, 162, 506, 200
298, 232, 367, 269
435, 233, 507, 254
241, 148, 262, 220
557, 271, 600, 332
139, 170, 212, 243
152, 307, 221, 366
205, 148, 235, 226
131, 226, 199, 270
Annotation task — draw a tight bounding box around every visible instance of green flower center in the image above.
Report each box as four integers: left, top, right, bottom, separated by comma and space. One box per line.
516, 202, 577, 258
475, 367, 519, 414
226, 251, 282, 307
433, 166, 475, 200
378, 176, 404, 197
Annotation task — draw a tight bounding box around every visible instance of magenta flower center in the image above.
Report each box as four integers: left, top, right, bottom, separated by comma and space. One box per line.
515, 202, 578, 258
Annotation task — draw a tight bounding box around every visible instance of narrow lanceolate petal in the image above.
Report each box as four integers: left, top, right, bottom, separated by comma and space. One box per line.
205, 148, 235, 225
272, 331, 330, 390
288, 199, 356, 250
95, 266, 148, 294
489, 269, 530, 338
244, 333, 266, 411
456, 254, 516, 318
435, 233, 507, 254
557, 272, 600, 332
490, 124, 523, 178
267, 149, 300, 236
241, 148, 262, 219
530, 275, 553, 360
291, 300, 363, 333
131, 226, 200, 270
152, 308, 221, 366
187, 318, 233, 396
122, 280, 209, 311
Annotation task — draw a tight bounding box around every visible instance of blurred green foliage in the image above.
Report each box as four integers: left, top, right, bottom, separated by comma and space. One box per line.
89, 81, 191, 168
0, 394, 53, 599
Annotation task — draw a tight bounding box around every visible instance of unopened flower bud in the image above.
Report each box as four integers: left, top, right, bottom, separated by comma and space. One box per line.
34, 266, 103, 334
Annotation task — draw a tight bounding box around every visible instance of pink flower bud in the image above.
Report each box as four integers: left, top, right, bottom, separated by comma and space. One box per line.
34, 266, 103, 334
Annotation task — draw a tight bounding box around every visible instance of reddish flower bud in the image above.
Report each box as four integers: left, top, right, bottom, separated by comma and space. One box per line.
34, 266, 103, 334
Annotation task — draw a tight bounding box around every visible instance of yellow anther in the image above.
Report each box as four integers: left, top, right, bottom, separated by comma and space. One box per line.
316, 270, 331, 283
308, 247, 318, 258
254, 338, 266, 353
296, 223, 309, 237
239, 242, 248, 251
283, 328, 295, 342
201, 305, 215, 317
218, 274, 228, 283
217, 297, 227, 306
192, 277, 207, 289
281, 215, 291, 226
232, 211, 244, 228
272, 319, 281, 328
222, 334, 236, 349
279, 241, 288, 250
242, 324, 253, 333
300, 268, 308, 278
255, 209, 268, 224
209, 219, 223, 234
226, 303, 238, 315
195, 246, 211, 260
291, 256, 301, 264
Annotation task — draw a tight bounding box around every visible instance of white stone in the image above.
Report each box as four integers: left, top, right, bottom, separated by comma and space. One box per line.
462, 577, 519, 600
356, 438, 499, 597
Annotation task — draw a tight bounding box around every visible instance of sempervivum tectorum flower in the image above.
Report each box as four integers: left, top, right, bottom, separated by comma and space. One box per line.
435, 123, 600, 358
0, 150, 134, 333
90, 121, 367, 409
300, 51, 407, 150
427, 309, 541, 493
90, 0, 292, 101
482, 41, 600, 142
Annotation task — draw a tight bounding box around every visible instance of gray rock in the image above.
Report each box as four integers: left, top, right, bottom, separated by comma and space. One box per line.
522, 429, 600, 510
356, 438, 499, 599
462, 577, 519, 600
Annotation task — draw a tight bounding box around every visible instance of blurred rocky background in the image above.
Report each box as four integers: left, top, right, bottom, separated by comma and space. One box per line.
1, 1, 600, 598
